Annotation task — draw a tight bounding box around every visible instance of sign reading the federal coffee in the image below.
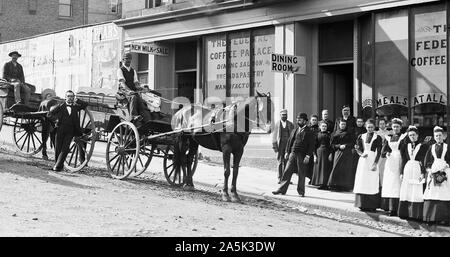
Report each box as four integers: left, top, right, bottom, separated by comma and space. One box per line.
126, 42, 169, 56
271, 54, 306, 75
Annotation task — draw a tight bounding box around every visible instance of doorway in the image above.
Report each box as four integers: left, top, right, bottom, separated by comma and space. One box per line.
320, 64, 353, 121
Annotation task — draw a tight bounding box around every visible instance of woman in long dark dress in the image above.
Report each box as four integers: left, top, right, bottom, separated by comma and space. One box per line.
423, 126, 450, 225
398, 126, 428, 220
328, 119, 355, 191
311, 121, 332, 189
353, 119, 382, 211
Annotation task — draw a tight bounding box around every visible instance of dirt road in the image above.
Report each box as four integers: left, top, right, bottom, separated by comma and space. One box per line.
0, 151, 401, 237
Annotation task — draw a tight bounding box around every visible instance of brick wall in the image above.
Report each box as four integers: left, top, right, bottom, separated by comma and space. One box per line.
0, 0, 88, 42
88, 0, 121, 24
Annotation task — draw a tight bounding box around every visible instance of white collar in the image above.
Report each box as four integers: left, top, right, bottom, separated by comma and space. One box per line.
122, 64, 132, 71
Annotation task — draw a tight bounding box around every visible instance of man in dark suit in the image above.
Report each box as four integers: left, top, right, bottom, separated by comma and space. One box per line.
272, 113, 315, 197
3, 51, 31, 106
48, 90, 88, 171
333, 105, 356, 134
271, 109, 295, 183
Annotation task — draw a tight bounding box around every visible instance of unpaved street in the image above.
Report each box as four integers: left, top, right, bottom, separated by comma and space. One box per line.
0, 151, 401, 237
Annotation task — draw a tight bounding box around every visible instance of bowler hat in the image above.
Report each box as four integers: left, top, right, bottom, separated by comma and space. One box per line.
9, 51, 21, 57
297, 112, 308, 120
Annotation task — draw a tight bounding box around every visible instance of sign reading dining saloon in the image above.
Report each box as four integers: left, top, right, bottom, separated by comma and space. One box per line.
125, 42, 169, 56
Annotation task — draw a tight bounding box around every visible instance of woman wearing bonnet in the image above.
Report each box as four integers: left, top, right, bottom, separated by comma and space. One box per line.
423, 126, 450, 225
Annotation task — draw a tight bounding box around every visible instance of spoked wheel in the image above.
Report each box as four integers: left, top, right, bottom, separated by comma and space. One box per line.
13, 117, 43, 155
0, 102, 3, 132
163, 144, 185, 187
131, 140, 155, 177
64, 108, 96, 172
106, 121, 140, 180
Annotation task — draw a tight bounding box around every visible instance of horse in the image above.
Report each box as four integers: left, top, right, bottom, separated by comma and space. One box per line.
173, 92, 273, 202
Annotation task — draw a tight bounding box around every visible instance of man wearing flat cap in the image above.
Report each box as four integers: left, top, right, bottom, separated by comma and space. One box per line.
271, 109, 295, 183
3, 51, 31, 106
117, 52, 152, 124
273, 112, 315, 197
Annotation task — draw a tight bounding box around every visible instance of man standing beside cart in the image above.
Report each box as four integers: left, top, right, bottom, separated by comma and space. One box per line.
47, 90, 88, 172
2, 51, 31, 106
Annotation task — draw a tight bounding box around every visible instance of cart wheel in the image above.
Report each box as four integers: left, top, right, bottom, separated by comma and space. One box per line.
132, 141, 155, 177
13, 117, 43, 155
0, 102, 3, 132
64, 108, 96, 172
106, 121, 140, 179
188, 149, 199, 176
163, 144, 186, 187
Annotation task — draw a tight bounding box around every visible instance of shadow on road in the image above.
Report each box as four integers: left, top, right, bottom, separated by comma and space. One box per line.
0, 160, 97, 190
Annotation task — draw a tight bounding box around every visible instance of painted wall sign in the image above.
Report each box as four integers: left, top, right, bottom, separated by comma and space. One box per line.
125, 42, 169, 56
271, 53, 306, 75
362, 93, 447, 109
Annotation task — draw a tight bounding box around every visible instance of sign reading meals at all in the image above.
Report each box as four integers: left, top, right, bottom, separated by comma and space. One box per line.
126, 42, 169, 56
271, 53, 306, 75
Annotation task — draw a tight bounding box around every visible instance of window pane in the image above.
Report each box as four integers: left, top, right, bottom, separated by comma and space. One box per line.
138, 53, 148, 71
175, 41, 196, 70
411, 3, 447, 134
205, 34, 226, 100
229, 31, 250, 98
360, 15, 373, 121
253, 27, 274, 96
59, 5, 71, 16
60, 0, 71, 4
374, 9, 409, 125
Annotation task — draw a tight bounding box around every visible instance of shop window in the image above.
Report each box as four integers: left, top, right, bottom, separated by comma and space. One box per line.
360, 15, 374, 121
374, 9, 409, 126
146, 0, 171, 8
410, 3, 447, 136
204, 27, 274, 101
137, 54, 149, 86
59, 0, 72, 17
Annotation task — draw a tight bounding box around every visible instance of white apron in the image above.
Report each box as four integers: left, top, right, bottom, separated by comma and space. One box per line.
354, 133, 379, 195
399, 143, 424, 203
376, 129, 389, 187
381, 134, 405, 198
423, 144, 450, 201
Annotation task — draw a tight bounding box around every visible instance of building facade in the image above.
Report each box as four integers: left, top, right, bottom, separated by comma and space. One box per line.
0, 0, 121, 42
115, 0, 450, 138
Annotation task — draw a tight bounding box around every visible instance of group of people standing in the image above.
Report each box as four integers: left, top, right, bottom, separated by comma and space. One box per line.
271, 105, 450, 225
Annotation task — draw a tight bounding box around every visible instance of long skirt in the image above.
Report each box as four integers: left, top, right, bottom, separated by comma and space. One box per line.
378, 157, 386, 188
311, 146, 331, 187
381, 151, 402, 213
353, 151, 380, 209
328, 148, 354, 191
423, 160, 450, 223
398, 160, 424, 220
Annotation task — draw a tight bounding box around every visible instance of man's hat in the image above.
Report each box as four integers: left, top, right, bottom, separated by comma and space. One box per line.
9, 51, 21, 57
123, 52, 132, 59
297, 112, 308, 120
280, 109, 287, 115
342, 104, 350, 110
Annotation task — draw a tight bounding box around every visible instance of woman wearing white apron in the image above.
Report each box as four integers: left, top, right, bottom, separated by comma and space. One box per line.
354, 119, 382, 211
381, 118, 407, 216
376, 119, 390, 190
398, 126, 428, 220
423, 126, 450, 225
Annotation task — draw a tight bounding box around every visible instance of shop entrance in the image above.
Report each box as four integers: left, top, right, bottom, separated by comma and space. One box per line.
320, 64, 353, 121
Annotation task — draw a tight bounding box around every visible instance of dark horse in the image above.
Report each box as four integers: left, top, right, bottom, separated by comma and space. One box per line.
172, 92, 273, 202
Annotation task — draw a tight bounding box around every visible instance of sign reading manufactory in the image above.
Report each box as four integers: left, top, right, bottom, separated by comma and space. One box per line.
126, 42, 169, 56
271, 54, 306, 75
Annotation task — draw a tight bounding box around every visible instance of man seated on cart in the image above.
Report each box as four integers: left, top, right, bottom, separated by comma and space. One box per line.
3, 51, 31, 107
116, 52, 163, 126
